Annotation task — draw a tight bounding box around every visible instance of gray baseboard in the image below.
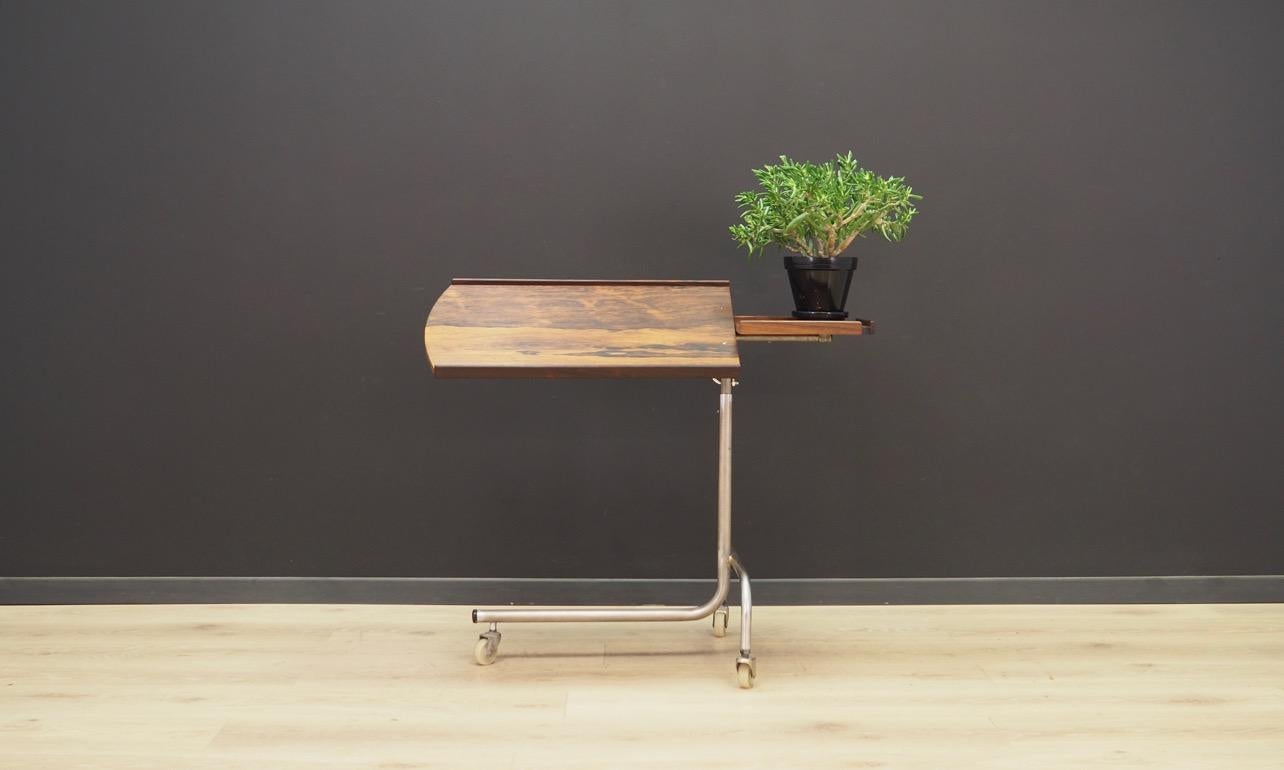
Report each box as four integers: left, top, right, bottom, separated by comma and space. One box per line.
1, 575, 1281, 605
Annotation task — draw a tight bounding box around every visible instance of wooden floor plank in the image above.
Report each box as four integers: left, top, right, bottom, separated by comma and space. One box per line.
1, 604, 1281, 769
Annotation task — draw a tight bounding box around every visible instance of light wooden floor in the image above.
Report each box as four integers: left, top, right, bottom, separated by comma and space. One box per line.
1, 604, 1282, 769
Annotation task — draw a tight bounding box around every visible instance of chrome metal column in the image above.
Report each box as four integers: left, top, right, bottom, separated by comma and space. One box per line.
472, 377, 735, 625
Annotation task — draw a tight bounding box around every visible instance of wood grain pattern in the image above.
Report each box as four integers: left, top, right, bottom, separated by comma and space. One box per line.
734, 315, 874, 336
2, 604, 1282, 769
425, 280, 740, 378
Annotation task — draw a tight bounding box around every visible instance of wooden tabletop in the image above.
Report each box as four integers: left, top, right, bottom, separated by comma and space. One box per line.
424, 279, 741, 379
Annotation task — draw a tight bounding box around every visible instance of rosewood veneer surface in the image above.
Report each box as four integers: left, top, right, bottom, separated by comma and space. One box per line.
424, 279, 741, 379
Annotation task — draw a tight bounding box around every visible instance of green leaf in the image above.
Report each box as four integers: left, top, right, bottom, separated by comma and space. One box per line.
782, 212, 810, 233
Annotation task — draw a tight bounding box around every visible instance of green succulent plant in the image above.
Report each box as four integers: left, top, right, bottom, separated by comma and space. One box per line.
729, 152, 921, 258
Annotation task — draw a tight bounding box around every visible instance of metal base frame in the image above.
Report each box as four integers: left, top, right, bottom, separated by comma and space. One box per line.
470, 377, 756, 687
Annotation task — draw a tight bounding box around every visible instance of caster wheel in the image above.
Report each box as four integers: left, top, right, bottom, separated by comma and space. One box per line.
474, 631, 500, 666
712, 607, 729, 638
736, 657, 756, 689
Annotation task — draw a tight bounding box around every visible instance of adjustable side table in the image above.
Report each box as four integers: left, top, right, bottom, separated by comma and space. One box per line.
424, 278, 870, 688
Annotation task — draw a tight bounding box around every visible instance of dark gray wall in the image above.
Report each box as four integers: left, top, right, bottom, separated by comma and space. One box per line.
3, 0, 1281, 580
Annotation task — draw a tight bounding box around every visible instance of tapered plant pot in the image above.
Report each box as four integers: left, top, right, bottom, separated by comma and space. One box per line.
783, 255, 856, 320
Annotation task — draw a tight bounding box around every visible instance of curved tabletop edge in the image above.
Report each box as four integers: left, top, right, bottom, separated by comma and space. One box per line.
425, 280, 741, 379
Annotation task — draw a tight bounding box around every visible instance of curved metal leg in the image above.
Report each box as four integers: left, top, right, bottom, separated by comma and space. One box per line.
472, 378, 735, 625
730, 552, 755, 687
729, 553, 752, 658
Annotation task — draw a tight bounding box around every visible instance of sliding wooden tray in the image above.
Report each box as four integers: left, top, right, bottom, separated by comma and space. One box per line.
734, 315, 874, 341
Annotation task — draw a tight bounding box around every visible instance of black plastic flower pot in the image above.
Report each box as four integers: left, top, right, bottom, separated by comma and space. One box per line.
783, 255, 856, 320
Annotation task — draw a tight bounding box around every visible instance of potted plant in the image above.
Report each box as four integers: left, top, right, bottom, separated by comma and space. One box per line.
729, 152, 921, 319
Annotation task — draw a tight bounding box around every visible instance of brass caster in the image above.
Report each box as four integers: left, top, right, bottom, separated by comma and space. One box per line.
736, 655, 756, 689
474, 630, 501, 665
712, 606, 729, 638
